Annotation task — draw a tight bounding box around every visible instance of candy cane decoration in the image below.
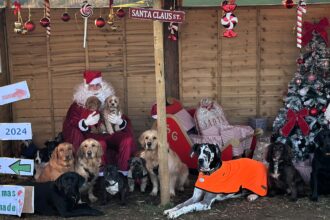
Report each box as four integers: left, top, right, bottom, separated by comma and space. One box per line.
297, 0, 306, 48
80, 1, 93, 48
44, 0, 51, 36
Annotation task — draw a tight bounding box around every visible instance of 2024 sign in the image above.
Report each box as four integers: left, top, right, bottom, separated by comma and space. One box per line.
0, 123, 32, 140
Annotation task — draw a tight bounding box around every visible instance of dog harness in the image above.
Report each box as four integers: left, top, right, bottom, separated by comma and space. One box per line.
195, 158, 268, 196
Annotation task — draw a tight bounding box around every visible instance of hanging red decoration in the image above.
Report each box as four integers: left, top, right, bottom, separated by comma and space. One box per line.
282, 0, 294, 9
296, 58, 304, 64
220, 0, 238, 38
61, 12, 70, 22
95, 17, 106, 28
116, 8, 126, 18
281, 108, 310, 137
24, 21, 35, 32
310, 108, 318, 116
40, 17, 50, 27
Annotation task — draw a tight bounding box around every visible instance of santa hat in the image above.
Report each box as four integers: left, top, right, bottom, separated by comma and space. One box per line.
83, 70, 102, 85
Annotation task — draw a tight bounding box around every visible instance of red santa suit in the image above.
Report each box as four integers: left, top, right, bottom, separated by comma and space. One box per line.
62, 71, 137, 172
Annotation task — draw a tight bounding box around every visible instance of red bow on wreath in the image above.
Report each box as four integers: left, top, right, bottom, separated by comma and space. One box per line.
281, 108, 310, 137
13, 1, 22, 16
302, 17, 329, 46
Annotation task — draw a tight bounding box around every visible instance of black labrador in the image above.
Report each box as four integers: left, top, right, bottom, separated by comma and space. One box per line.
24, 172, 103, 217
311, 129, 330, 201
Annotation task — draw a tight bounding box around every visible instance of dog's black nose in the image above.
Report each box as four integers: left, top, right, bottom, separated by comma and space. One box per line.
87, 151, 92, 156
147, 142, 152, 147
198, 159, 204, 164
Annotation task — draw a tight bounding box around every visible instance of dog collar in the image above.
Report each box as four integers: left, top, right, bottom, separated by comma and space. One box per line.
108, 180, 118, 186
127, 173, 148, 179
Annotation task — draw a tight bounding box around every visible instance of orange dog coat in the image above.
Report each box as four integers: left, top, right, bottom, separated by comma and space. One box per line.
195, 158, 268, 196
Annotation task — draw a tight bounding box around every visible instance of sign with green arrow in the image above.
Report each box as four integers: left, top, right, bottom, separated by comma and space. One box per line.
0, 157, 34, 176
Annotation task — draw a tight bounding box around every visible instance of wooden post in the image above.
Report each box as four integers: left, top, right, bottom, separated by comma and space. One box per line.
153, 0, 170, 205
163, 0, 179, 99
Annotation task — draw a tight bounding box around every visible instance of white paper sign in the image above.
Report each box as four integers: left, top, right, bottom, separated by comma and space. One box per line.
0, 158, 34, 176
0, 185, 25, 217
0, 123, 32, 140
0, 81, 30, 105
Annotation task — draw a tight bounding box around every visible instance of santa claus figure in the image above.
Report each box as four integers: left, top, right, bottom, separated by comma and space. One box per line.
62, 70, 137, 175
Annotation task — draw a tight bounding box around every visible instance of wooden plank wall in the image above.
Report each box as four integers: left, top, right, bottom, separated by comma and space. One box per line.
5, 8, 155, 146
4, 5, 330, 147
180, 5, 330, 127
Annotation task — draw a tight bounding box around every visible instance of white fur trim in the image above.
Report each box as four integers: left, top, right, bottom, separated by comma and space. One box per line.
78, 119, 89, 131
89, 77, 102, 85
118, 170, 128, 176
152, 115, 157, 119
73, 81, 115, 106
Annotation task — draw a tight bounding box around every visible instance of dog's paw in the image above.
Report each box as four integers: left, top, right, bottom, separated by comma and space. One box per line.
150, 190, 158, 196
247, 194, 258, 202
89, 194, 98, 203
167, 210, 180, 219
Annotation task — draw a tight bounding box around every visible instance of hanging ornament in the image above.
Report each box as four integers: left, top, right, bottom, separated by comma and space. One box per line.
282, 0, 294, 9
24, 21, 35, 32
107, 0, 117, 30
24, 7, 35, 32
295, 78, 302, 85
13, 1, 27, 34
299, 87, 308, 96
310, 108, 318, 116
40, 0, 51, 36
61, 0, 70, 22
322, 106, 327, 113
296, 58, 304, 64
61, 12, 70, 22
168, 22, 178, 41
308, 73, 316, 82
80, 0, 93, 48
40, 17, 50, 27
95, 17, 106, 28
296, 0, 307, 48
220, 0, 238, 38
116, 8, 126, 18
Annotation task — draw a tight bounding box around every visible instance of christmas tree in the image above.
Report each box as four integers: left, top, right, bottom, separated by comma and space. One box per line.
272, 18, 330, 161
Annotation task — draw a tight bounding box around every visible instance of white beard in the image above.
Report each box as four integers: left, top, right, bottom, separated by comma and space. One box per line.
73, 81, 115, 107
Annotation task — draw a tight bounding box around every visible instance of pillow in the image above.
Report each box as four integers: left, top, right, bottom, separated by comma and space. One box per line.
174, 109, 195, 131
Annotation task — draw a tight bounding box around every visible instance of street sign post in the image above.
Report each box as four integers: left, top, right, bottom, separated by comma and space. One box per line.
0, 157, 34, 176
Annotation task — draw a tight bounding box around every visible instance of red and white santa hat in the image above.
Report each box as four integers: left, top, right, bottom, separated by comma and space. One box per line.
83, 70, 102, 85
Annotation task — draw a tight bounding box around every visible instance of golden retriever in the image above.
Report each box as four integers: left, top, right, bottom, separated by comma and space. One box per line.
75, 138, 103, 203
103, 95, 122, 135
139, 129, 189, 197
36, 142, 74, 182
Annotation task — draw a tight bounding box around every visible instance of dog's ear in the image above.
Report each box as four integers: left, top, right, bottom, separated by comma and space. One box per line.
209, 144, 221, 169
265, 143, 273, 163
283, 144, 293, 163
190, 144, 200, 158
51, 146, 59, 161
96, 141, 103, 159
214, 144, 221, 160
77, 144, 85, 159
138, 132, 146, 147
54, 173, 65, 191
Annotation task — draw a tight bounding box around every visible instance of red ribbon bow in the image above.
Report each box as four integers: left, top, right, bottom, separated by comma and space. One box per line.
223, 29, 237, 38
281, 108, 310, 137
13, 1, 21, 16
302, 17, 329, 47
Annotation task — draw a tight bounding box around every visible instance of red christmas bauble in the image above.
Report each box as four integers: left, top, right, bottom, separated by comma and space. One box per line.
296, 58, 304, 64
310, 108, 318, 116
116, 8, 126, 18
40, 17, 50, 27
61, 12, 70, 22
24, 21, 35, 32
95, 17, 106, 28
322, 106, 327, 113
283, 0, 294, 9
